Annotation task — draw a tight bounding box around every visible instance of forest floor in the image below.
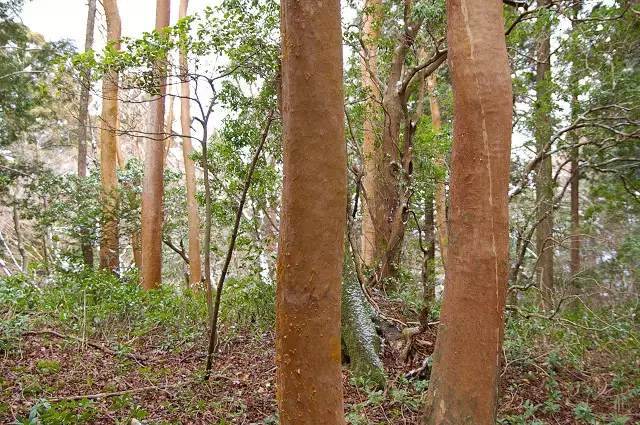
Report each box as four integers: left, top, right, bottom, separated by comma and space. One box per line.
1, 276, 639, 424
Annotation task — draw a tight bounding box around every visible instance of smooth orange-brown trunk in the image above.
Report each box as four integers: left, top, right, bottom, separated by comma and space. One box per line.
427, 74, 448, 267
178, 0, 202, 288
276, 0, 346, 423
360, 0, 381, 269
422, 0, 512, 422
141, 0, 170, 289
99, 0, 121, 272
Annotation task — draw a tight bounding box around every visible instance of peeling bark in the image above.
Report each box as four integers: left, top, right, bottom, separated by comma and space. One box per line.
99, 0, 121, 273
276, 0, 347, 423
422, 0, 513, 422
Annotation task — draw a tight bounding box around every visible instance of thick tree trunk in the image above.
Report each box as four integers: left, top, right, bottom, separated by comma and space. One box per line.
535, 0, 554, 311
422, 0, 512, 422
276, 0, 347, 423
141, 0, 170, 289
427, 74, 448, 268
78, 0, 97, 268
99, 0, 121, 273
341, 245, 386, 387
360, 0, 381, 269
178, 0, 202, 289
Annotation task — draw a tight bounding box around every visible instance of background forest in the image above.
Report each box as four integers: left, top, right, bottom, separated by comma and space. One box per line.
0, 0, 638, 423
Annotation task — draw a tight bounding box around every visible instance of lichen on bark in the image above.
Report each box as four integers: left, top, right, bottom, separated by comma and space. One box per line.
341, 249, 386, 387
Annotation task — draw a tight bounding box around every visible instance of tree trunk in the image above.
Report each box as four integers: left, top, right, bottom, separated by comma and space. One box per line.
360, 0, 381, 269
163, 89, 175, 168
535, 0, 554, 312
262, 196, 277, 282
422, 0, 513, 422
178, 0, 202, 289
427, 74, 448, 268
99, 0, 121, 273
276, 0, 346, 423
78, 0, 97, 268
141, 0, 170, 289
341, 244, 386, 387
12, 201, 28, 271
420, 194, 436, 326
569, 6, 581, 278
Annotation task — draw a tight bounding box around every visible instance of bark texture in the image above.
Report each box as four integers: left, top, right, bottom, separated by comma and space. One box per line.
422, 0, 513, 422
178, 0, 202, 288
99, 0, 121, 273
141, 0, 170, 289
360, 0, 381, 269
341, 247, 385, 387
276, 0, 347, 422
427, 74, 448, 267
78, 0, 97, 267
535, 0, 554, 311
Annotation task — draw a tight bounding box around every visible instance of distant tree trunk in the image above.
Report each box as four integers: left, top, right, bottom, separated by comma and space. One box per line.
99, 0, 121, 273
360, 0, 381, 269
427, 74, 448, 267
262, 194, 277, 282
12, 201, 28, 271
276, 0, 346, 423
132, 136, 144, 269
141, 0, 171, 289
420, 194, 436, 326
535, 0, 554, 312
570, 5, 581, 278
422, 0, 513, 421
163, 89, 175, 168
78, 0, 97, 268
178, 0, 202, 289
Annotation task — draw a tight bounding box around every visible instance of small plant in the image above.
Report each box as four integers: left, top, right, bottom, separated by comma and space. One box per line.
573, 402, 596, 424
36, 360, 61, 375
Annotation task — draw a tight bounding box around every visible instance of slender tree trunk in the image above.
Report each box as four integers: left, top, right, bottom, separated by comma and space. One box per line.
99, 0, 121, 273
535, 0, 554, 312
420, 194, 436, 326
12, 201, 28, 271
132, 136, 143, 269
163, 89, 175, 168
360, 0, 381, 269
262, 196, 277, 282
276, 0, 346, 423
422, 0, 513, 421
78, 0, 97, 268
427, 74, 448, 267
141, 0, 171, 289
570, 6, 581, 278
178, 0, 202, 289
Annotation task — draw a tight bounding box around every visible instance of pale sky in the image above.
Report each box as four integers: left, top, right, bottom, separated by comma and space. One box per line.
23, 0, 214, 51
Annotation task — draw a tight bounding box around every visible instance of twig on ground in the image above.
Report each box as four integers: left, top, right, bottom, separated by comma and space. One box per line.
22, 330, 149, 363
